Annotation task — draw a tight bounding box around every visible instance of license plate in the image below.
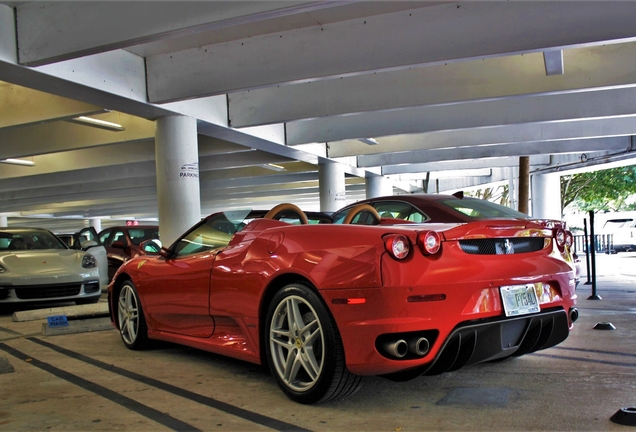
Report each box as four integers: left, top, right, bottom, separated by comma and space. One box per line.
500, 284, 540, 317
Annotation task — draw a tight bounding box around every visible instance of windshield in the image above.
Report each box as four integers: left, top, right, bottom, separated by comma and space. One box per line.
172, 209, 252, 257
442, 197, 529, 219
0, 230, 67, 251
602, 219, 634, 232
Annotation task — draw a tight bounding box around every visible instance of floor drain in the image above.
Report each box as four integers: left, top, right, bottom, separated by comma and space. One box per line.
611, 407, 636, 426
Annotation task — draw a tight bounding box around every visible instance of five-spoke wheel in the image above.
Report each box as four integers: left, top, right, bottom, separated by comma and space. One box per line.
117, 280, 149, 350
265, 283, 362, 404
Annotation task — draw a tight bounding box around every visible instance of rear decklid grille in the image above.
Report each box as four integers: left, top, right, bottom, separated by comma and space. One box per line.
439, 219, 554, 255
459, 237, 546, 255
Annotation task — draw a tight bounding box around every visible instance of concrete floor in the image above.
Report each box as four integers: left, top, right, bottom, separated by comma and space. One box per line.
1, 253, 635, 431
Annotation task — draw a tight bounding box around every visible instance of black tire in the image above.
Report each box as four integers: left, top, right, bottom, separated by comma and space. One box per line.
265, 283, 362, 404
116, 280, 150, 350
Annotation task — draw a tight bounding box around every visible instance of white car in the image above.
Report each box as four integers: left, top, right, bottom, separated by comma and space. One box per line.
0, 227, 102, 305
602, 217, 636, 252
57, 228, 109, 290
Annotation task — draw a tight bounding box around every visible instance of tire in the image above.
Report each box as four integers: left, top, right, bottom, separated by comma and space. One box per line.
117, 280, 150, 350
265, 283, 362, 404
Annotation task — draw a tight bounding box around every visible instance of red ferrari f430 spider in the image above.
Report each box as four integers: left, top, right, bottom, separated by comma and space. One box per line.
108, 195, 578, 404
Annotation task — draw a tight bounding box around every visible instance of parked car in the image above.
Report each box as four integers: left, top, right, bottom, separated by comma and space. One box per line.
601, 216, 636, 252
57, 228, 109, 290
98, 225, 160, 281
108, 198, 578, 404
0, 227, 102, 306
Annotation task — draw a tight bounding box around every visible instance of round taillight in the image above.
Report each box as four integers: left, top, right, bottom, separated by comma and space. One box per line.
554, 228, 566, 248
385, 235, 410, 260
565, 230, 574, 248
417, 231, 441, 255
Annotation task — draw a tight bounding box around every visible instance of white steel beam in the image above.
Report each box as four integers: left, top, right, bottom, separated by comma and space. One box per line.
359, 137, 631, 168
15, 1, 336, 66
0, 83, 104, 127
146, 2, 636, 102
326, 116, 636, 158
229, 43, 636, 127
382, 156, 552, 175
287, 87, 636, 145
0, 113, 155, 159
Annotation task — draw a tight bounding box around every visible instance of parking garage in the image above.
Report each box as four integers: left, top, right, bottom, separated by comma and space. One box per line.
1, 1, 636, 430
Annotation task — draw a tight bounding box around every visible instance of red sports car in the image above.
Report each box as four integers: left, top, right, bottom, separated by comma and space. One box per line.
108, 196, 578, 404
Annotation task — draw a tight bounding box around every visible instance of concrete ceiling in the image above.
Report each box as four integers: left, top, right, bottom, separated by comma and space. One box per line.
1, 1, 636, 232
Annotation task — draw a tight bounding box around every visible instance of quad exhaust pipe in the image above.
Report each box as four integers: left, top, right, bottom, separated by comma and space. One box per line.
409, 337, 430, 356
383, 339, 409, 358
382, 337, 430, 359
569, 307, 579, 323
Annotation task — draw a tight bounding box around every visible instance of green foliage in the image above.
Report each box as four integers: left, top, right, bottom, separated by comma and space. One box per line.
561, 166, 636, 213
465, 184, 509, 207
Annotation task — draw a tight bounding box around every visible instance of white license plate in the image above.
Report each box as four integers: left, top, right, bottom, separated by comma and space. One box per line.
500, 284, 540, 317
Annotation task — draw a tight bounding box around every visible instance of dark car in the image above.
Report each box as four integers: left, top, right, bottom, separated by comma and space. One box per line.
98, 226, 160, 281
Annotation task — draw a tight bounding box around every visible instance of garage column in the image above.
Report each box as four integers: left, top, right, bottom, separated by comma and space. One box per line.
155, 116, 201, 245
319, 162, 346, 212
366, 176, 393, 198
531, 173, 562, 220
0, 215, 6, 228
89, 218, 101, 232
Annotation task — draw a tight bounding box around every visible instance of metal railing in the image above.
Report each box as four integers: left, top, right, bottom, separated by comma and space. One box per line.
573, 234, 614, 254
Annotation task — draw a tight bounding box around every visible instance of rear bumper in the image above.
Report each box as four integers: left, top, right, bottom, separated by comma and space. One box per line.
422, 308, 569, 375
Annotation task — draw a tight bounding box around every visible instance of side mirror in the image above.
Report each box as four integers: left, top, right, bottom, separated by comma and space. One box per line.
140, 239, 163, 254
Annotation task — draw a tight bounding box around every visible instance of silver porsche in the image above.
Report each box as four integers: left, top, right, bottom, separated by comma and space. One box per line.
0, 227, 102, 305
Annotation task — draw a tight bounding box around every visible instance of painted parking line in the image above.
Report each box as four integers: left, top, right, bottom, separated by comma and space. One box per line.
28, 337, 310, 432
0, 342, 201, 432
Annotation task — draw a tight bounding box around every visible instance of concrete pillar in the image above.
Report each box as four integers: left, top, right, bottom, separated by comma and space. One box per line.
366, 176, 393, 199
155, 116, 201, 245
319, 162, 346, 212
0, 215, 7, 227
531, 173, 562, 220
89, 218, 101, 232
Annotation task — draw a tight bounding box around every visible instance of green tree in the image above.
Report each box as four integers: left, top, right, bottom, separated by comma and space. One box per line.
465, 184, 509, 206
561, 166, 636, 213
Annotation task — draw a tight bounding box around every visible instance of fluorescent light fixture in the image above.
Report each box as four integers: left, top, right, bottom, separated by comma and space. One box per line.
69, 116, 125, 131
0, 158, 35, 167
358, 138, 379, 145
260, 163, 286, 172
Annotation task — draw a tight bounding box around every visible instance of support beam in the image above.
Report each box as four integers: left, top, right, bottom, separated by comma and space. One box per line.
0, 112, 155, 159
319, 163, 346, 212
358, 137, 631, 168
15, 2, 342, 65
531, 173, 562, 219
155, 116, 201, 246
287, 87, 636, 145
518, 156, 530, 214
145, 2, 636, 102
230, 43, 636, 127
327, 116, 636, 158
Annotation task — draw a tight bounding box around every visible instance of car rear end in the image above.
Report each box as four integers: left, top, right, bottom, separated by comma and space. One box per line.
322, 219, 577, 376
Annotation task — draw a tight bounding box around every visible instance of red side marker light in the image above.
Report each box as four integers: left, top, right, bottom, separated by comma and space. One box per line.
332, 298, 366, 305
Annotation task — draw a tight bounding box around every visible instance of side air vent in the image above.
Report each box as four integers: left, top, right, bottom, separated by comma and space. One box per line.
459, 238, 545, 255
